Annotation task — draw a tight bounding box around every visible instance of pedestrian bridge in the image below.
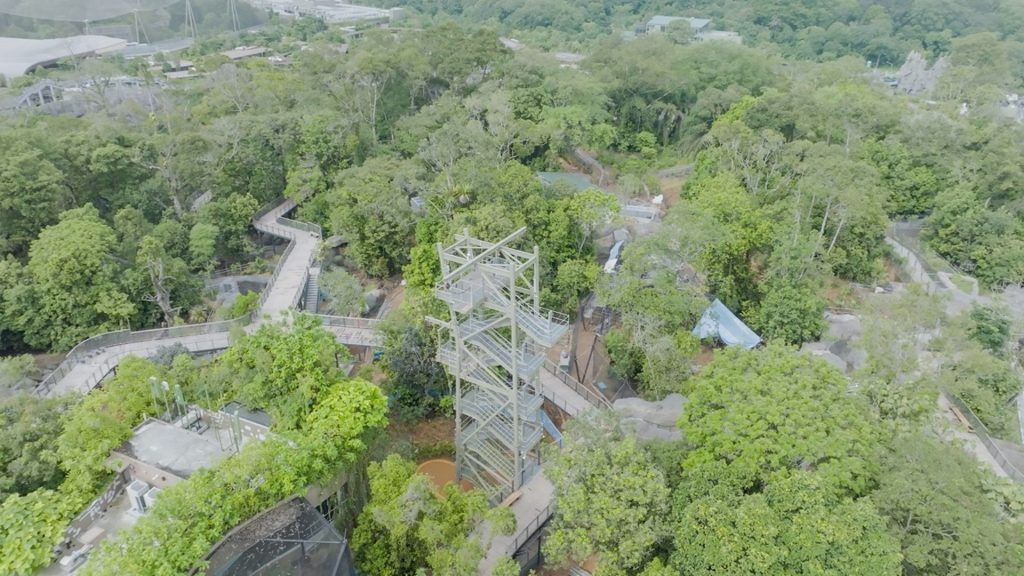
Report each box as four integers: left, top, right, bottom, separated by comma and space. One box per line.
34, 199, 382, 397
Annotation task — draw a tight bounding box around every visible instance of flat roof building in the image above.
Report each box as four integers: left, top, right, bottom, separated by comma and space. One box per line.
645, 16, 712, 34
110, 417, 242, 488
222, 45, 270, 60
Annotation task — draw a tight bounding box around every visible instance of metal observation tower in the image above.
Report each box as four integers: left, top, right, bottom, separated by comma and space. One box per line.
429, 228, 569, 498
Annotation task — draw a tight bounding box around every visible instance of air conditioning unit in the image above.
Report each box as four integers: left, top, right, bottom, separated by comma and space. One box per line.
127, 480, 150, 513
143, 486, 161, 510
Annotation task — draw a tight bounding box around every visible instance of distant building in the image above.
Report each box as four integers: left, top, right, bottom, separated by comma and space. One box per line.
203, 497, 356, 576
221, 45, 270, 61
0, 35, 127, 78
553, 51, 585, 68
16, 80, 62, 107
644, 15, 711, 35
537, 171, 595, 191
692, 298, 762, 349
500, 37, 525, 51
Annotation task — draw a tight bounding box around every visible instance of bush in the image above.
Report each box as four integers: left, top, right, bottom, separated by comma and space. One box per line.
967, 304, 1012, 356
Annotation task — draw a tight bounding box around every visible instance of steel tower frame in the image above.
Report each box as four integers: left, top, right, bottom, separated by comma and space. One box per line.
429, 228, 569, 499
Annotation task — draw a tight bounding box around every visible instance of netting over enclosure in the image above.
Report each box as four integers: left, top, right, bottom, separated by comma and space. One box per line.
0, 0, 180, 22
204, 497, 355, 576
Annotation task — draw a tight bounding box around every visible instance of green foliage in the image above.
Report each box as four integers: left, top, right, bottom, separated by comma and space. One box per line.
0, 394, 72, 499
319, 267, 364, 316
673, 471, 901, 576
217, 313, 351, 430
5, 205, 135, 350
603, 328, 645, 384
0, 356, 164, 575
865, 139, 941, 216
754, 276, 826, 345
56, 356, 163, 498
188, 222, 219, 271
352, 454, 504, 576
0, 354, 38, 393
328, 158, 417, 278
940, 343, 1020, 437
547, 258, 600, 312
0, 489, 77, 576
872, 434, 1024, 575
967, 303, 1013, 356
223, 290, 259, 320
381, 322, 447, 422
681, 344, 879, 497
545, 414, 671, 574
196, 193, 260, 260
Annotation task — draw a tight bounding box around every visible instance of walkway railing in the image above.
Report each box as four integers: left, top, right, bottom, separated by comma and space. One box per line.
35, 198, 322, 397
944, 390, 1024, 483
509, 503, 552, 556
34, 315, 251, 396
542, 359, 612, 410
277, 216, 321, 237
312, 314, 383, 330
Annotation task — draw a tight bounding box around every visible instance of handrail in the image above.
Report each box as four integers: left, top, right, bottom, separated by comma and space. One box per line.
311, 314, 383, 330
943, 389, 1024, 483
542, 359, 612, 410
35, 198, 326, 398
509, 502, 553, 554
34, 315, 251, 396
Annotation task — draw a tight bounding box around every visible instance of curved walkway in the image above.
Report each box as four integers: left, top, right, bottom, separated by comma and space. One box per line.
37, 199, 380, 398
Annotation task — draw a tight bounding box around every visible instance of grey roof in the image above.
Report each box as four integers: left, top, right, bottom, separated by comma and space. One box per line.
114, 418, 234, 480
647, 15, 711, 31
0, 35, 126, 78
537, 171, 595, 191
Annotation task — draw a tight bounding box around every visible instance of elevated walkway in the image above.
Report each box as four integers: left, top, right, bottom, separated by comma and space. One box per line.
478, 472, 554, 574
36, 200, 381, 398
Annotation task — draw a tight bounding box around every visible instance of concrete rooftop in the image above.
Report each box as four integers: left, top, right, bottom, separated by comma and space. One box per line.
115, 418, 235, 480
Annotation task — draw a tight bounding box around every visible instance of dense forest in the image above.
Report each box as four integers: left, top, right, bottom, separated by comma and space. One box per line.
1, 1, 1024, 574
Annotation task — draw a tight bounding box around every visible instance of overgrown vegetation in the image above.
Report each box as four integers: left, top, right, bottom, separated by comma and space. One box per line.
3, 2, 1024, 575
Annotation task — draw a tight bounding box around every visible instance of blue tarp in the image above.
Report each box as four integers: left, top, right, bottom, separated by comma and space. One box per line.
692, 298, 762, 349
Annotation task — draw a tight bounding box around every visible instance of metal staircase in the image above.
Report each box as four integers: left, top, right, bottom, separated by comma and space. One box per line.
430, 228, 566, 499
303, 266, 320, 312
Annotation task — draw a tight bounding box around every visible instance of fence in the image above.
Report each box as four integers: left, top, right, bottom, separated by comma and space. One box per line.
508, 503, 553, 557
943, 390, 1024, 483
312, 314, 383, 331
542, 360, 612, 410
